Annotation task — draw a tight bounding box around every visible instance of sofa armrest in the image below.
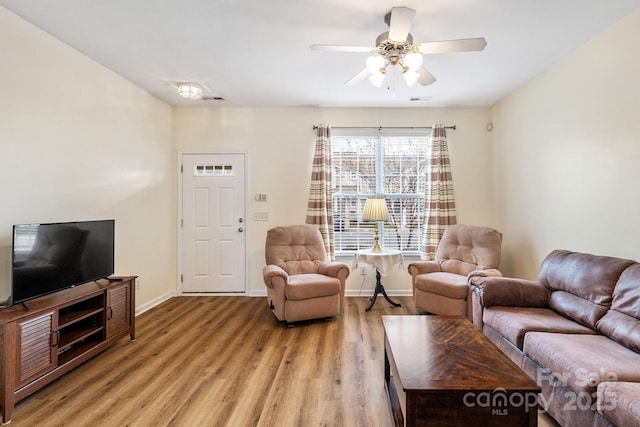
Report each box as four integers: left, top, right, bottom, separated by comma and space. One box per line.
467, 268, 502, 281
318, 261, 350, 281
407, 261, 442, 278
468, 276, 550, 330
263, 264, 288, 289
469, 276, 550, 308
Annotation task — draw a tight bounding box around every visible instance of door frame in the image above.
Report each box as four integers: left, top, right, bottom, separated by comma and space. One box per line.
177, 151, 249, 296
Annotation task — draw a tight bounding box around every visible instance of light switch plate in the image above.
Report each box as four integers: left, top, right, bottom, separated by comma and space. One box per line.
254, 212, 269, 221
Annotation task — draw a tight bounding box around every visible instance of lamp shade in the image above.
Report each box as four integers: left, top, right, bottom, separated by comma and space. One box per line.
362, 198, 389, 222
366, 55, 385, 74
403, 52, 423, 71
368, 72, 385, 88
403, 70, 420, 86
177, 82, 203, 99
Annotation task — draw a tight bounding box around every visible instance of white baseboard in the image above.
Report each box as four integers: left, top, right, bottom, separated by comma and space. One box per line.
249, 289, 412, 298
180, 292, 248, 297
135, 290, 178, 316
346, 289, 413, 297
136, 289, 413, 313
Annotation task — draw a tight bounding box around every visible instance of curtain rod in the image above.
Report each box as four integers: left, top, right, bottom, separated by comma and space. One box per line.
312, 125, 456, 131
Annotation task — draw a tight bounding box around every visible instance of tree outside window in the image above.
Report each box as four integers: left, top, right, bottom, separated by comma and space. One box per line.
331, 131, 429, 256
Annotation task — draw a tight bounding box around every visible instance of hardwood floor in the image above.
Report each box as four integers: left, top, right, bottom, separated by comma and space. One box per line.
9, 296, 560, 426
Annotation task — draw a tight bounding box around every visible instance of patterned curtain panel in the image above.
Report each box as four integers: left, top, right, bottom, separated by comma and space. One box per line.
421, 124, 457, 260
305, 124, 335, 260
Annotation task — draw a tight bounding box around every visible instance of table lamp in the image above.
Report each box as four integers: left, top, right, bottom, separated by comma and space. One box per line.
362, 198, 389, 252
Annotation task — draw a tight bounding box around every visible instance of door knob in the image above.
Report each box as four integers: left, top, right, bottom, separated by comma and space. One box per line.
238, 227, 244, 232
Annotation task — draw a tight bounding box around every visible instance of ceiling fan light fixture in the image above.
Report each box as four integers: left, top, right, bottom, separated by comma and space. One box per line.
403, 70, 420, 87
311, 7, 486, 89
403, 52, 423, 71
369, 72, 385, 88
177, 82, 203, 100
366, 55, 385, 74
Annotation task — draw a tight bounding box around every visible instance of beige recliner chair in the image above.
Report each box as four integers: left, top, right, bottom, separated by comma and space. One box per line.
408, 224, 502, 319
263, 225, 350, 324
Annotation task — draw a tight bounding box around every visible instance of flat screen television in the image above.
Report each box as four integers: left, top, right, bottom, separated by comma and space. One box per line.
11, 219, 115, 306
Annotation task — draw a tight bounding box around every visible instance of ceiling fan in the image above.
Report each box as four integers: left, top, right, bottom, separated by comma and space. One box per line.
310, 6, 486, 88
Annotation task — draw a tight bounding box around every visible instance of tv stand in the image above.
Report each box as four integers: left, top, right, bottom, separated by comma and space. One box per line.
0, 276, 136, 424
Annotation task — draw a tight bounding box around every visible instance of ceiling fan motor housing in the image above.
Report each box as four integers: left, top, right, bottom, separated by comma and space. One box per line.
375, 32, 414, 65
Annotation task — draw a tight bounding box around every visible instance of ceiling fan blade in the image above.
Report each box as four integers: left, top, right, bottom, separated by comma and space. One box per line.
310, 44, 375, 53
345, 68, 370, 86
388, 7, 416, 43
417, 37, 487, 54
417, 67, 437, 86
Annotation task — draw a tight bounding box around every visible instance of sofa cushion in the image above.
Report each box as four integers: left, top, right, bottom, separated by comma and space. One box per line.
549, 291, 608, 330
483, 307, 596, 349
265, 225, 326, 275
435, 224, 502, 275
524, 333, 640, 395
538, 250, 635, 329
597, 381, 640, 427
286, 274, 340, 300
413, 272, 468, 299
597, 263, 640, 353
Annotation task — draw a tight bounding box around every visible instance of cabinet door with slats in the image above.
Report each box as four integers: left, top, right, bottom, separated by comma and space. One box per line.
106, 283, 130, 338
16, 310, 57, 388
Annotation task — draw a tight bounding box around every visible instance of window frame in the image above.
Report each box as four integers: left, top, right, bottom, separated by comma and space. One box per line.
331, 128, 430, 258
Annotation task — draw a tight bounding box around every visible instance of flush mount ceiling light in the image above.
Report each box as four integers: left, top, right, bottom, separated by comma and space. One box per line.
176, 82, 203, 99
311, 6, 486, 88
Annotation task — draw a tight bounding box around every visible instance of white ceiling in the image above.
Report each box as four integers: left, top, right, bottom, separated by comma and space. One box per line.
2, 0, 639, 108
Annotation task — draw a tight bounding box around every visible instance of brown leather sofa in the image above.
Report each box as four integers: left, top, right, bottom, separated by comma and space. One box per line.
263, 225, 350, 324
470, 250, 640, 427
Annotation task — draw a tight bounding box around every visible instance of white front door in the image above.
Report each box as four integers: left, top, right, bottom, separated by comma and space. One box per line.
181, 153, 246, 293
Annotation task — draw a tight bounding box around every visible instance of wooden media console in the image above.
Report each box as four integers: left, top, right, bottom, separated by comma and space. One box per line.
0, 277, 136, 424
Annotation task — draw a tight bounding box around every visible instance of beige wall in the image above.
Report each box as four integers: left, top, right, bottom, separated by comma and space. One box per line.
1, 5, 496, 310
8, 2, 637, 307
490, 8, 640, 279
173, 107, 494, 294
0, 8, 176, 309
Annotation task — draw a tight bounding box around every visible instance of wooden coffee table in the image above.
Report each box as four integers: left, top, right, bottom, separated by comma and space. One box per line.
383, 316, 540, 427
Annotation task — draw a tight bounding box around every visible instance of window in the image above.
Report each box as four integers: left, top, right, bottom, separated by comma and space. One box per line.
331, 128, 430, 256
12, 224, 38, 257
